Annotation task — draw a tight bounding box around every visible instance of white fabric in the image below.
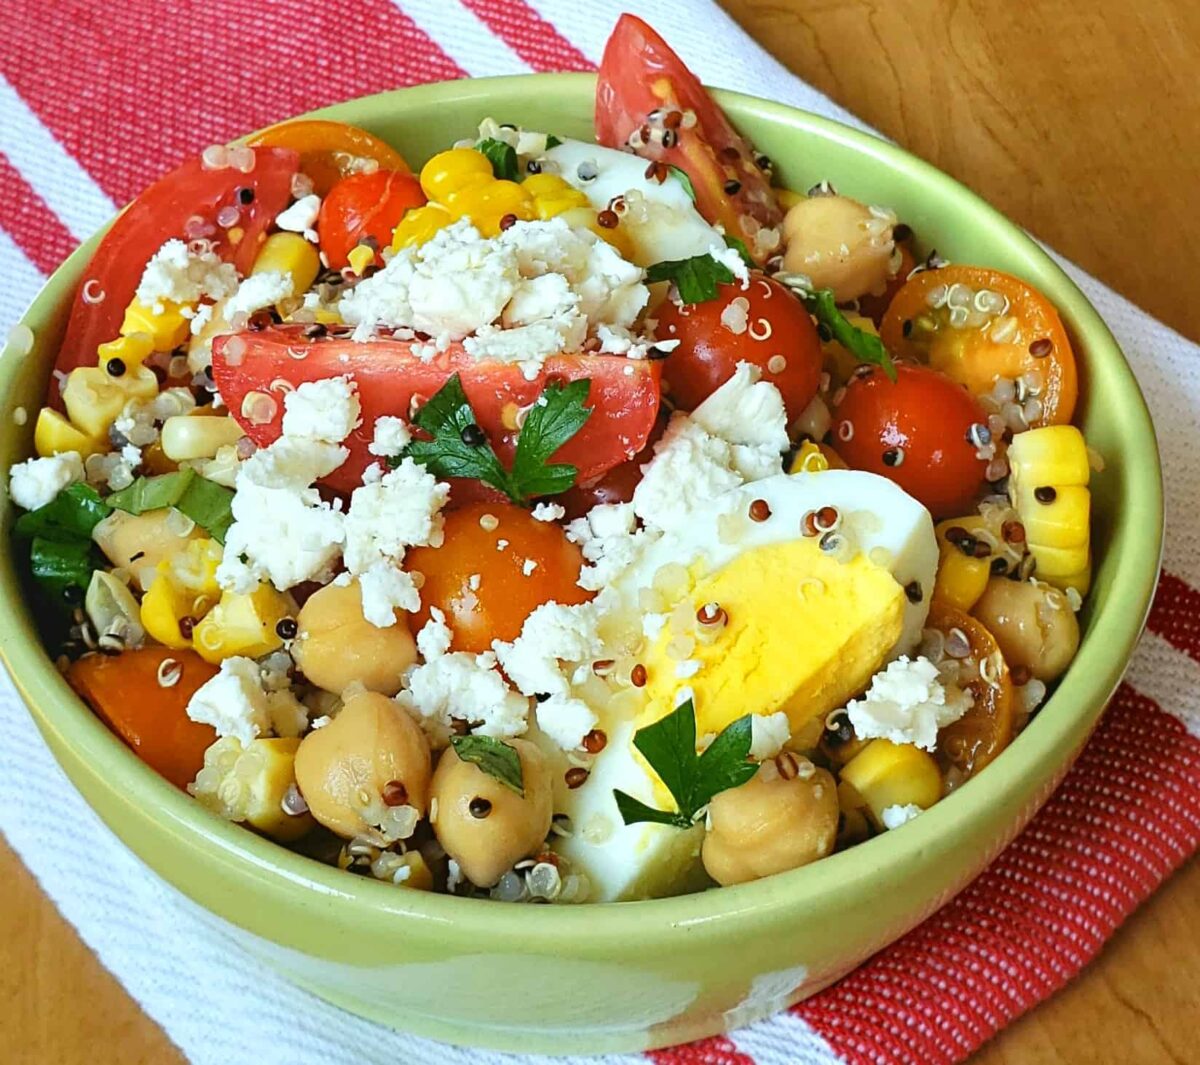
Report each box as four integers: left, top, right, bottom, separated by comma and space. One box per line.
0, 3, 1193, 1065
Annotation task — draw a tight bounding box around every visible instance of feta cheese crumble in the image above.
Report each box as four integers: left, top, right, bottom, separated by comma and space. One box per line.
275, 194, 321, 233
135, 238, 238, 310
358, 563, 421, 626
749, 711, 792, 761
531, 501, 565, 522
342, 458, 449, 574
8, 452, 84, 511
185, 657, 272, 744
367, 415, 412, 457
493, 599, 605, 698
844, 656, 972, 752
535, 692, 598, 752
881, 803, 924, 830
224, 270, 294, 321
281, 376, 361, 444
566, 501, 659, 592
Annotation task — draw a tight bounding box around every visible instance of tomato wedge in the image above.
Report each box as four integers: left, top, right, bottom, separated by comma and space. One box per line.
927, 605, 1015, 792
595, 14, 783, 264
248, 118, 411, 197
212, 327, 663, 495
879, 266, 1077, 426
55, 147, 299, 381
318, 170, 425, 271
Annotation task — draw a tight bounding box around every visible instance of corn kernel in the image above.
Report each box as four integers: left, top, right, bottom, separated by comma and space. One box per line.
234, 737, 313, 842
1027, 541, 1090, 582
840, 740, 942, 827
252, 232, 320, 294
788, 440, 830, 475
556, 205, 637, 260
1015, 485, 1091, 549
445, 179, 535, 237
1008, 425, 1090, 489
120, 301, 190, 353
776, 188, 805, 211
193, 583, 292, 664
522, 173, 589, 219
139, 538, 223, 648
932, 517, 992, 612
140, 571, 197, 649
346, 243, 376, 276
390, 203, 453, 251
98, 332, 155, 370
34, 407, 106, 459
62, 365, 159, 438
419, 148, 494, 202
160, 414, 244, 462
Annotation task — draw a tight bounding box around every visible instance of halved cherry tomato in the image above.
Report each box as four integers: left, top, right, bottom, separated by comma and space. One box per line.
830, 364, 991, 518
559, 410, 669, 520
68, 647, 219, 790
248, 118, 410, 197
595, 14, 783, 263
54, 148, 299, 382
879, 266, 1077, 425
318, 170, 425, 271
408, 502, 592, 654
213, 327, 663, 495
857, 241, 915, 325
656, 272, 822, 418
926, 605, 1015, 791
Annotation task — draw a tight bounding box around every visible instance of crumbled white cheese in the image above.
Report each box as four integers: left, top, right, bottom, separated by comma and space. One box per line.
845, 656, 972, 752
281, 375, 361, 444
358, 562, 421, 626
224, 270, 294, 320
521, 559, 538, 577
8, 452, 84, 511
749, 711, 792, 761
266, 689, 310, 738
632, 362, 788, 533
275, 194, 321, 233
416, 607, 453, 660
536, 692, 598, 751
566, 501, 659, 591
367, 415, 412, 457
881, 803, 924, 830
531, 501, 565, 523
342, 458, 448, 574
189, 302, 214, 337
136, 239, 238, 310
186, 657, 271, 744
493, 599, 604, 697
707, 244, 752, 288
397, 650, 528, 748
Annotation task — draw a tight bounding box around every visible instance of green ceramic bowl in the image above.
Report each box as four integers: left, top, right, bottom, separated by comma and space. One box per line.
0, 74, 1162, 1054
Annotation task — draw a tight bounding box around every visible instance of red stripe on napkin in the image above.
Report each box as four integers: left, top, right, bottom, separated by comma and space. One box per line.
0, 154, 76, 273
649, 1034, 756, 1065
796, 684, 1200, 1064
1147, 570, 1200, 663
0, 0, 464, 207
461, 0, 595, 72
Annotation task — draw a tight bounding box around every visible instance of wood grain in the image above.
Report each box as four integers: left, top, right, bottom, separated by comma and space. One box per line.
3, 2, 1198, 1062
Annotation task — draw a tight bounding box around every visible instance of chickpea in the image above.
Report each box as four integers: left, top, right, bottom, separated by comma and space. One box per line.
292, 579, 417, 696
430, 739, 553, 888
781, 194, 895, 303
972, 577, 1080, 682
701, 755, 839, 886
92, 509, 205, 590
294, 690, 432, 839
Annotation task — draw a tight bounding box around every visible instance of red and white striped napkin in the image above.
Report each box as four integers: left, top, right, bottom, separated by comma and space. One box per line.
1, 3, 1197, 1063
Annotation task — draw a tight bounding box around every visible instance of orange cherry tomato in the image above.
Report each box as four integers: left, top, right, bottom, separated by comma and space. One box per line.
407, 502, 593, 654
656, 273, 823, 419
857, 241, 915, 325
831, 364, 991, 519
927, 605, 1015, 791
67, 647, 219, 790
248, 118, 410, 197
879, 265, 1077, 425
318, 170, 425, 271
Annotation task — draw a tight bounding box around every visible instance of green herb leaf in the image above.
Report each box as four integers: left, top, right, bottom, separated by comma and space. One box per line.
477, 138, 519, 181
646, 252, 736, 304
14, 483, 111, 543
402, 373, 592, 505
29, 536, 101, 600
509, 379, 592, 499
613, 699, 759, 829
802, 288, 897, 381
451, 735, 524, 796
724, 234, 755, 268
107, 468, 235, 543
668, 164, 696, 202
545, 134, 563, 149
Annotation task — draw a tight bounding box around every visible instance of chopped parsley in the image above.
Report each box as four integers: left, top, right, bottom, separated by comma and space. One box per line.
13, 484, 112, 607
723, 234, 755, 268
646, 252, 737, 304
801, 287, 897, 381
477, 138, 519, 181
668, 164, 696, 202
451, 734, 524, 796
613, 699, 758, 829
545, 134, 563, 149
400, 373, 592, 505
106, 468, 235, 543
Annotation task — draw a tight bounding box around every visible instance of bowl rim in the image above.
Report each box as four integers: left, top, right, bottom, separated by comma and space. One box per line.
0, 72, 1163, 946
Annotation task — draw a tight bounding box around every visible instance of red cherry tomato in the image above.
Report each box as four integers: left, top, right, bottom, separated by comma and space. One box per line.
318, 170, 425, 270
595, 14, 783, 264
213, 327, 662, 495
830, 364, 991, 518
655, 273, 822, 418
53, 147, 299, 383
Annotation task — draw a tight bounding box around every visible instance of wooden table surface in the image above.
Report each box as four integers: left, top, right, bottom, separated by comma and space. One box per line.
2, 1, 1198, 1062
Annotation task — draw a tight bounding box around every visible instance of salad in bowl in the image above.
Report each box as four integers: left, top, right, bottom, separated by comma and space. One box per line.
9, 15, 1095, 907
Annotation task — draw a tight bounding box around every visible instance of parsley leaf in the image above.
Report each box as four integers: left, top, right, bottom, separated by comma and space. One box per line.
14, 484, 113, 609
668, 165, 696, 202
545, 134, 563, 149
477, 138, 519, 181
402, 373, 592, 505
802, 287, 897, 381
106, 469, 235, 544
29, 537, 101, 601
14, 483, 111, 542
646, 253, 736, 304
451, 735, 524, 796
613, 699, 759, 829
724, 234, 755, 268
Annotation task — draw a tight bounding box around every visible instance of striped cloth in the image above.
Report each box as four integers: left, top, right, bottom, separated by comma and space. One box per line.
0, 2, 1197, 1063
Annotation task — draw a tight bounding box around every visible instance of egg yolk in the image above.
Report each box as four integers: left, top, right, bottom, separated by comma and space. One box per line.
407, 501, 592, 654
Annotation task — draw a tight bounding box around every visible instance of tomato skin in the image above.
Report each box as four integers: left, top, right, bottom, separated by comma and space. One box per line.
408, 502, 592, 654
595, 15, 782, 263
656, 273, 822, 418
54, 148, 299, 382
213, 327, 663, 495
248, 119, 410, 197
879, 265, 1077, 425
559, 410, 669, 520
67, 647, 219, 790
318, 170, 425, 270
831, 364, 991, 519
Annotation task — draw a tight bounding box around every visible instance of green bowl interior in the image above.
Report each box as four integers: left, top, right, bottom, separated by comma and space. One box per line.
0, 74, 1163, 947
